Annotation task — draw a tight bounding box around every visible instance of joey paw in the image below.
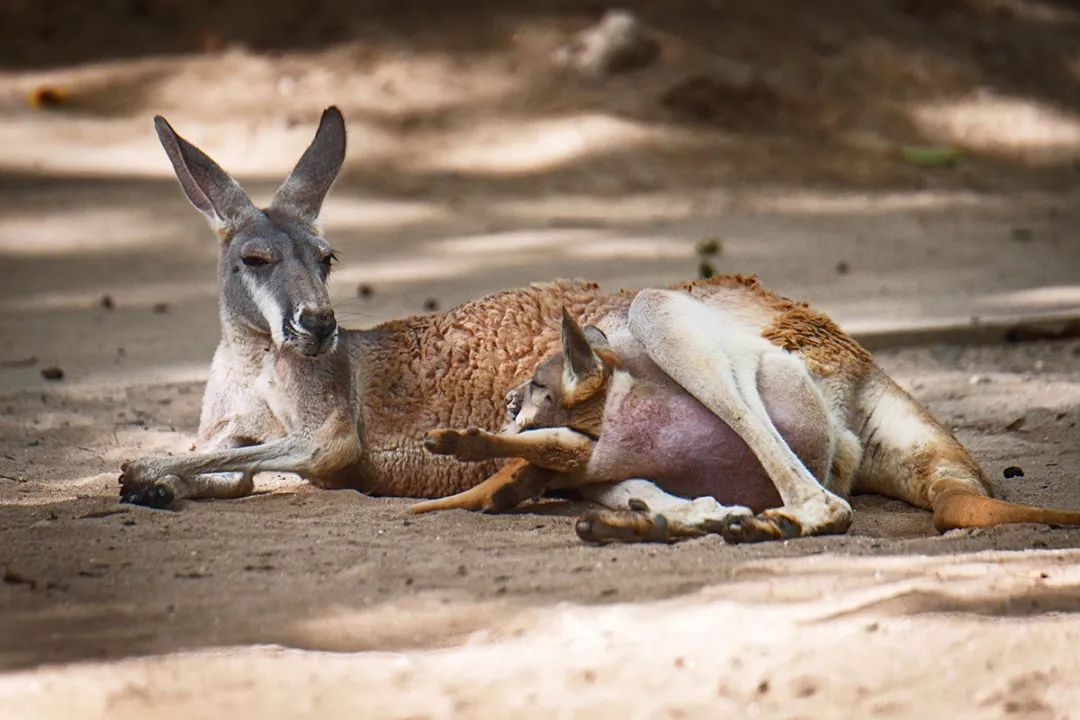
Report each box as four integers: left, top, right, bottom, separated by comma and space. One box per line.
424, 428, 465, 456
423, 427, 490, 461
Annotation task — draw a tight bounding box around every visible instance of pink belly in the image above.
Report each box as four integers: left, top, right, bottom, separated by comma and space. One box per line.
590, 390, 826, 513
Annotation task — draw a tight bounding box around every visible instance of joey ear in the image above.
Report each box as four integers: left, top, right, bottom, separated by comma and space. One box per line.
270, 106, 346, 227
153, 115, 259, 232
560, 307, 602, 386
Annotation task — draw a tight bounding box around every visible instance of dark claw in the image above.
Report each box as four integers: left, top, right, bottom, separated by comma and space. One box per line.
118, 479, 174, 509
720, 512, 801, 544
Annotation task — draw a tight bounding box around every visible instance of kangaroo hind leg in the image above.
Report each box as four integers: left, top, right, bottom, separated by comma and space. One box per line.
629, 289, 852, 542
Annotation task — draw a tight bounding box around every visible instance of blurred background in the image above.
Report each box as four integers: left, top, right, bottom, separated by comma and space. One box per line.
0, 0, 1078, 387
3, 3, 1080, 697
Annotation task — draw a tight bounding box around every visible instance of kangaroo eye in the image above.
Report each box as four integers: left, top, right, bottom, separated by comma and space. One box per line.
242, 254, 272, 268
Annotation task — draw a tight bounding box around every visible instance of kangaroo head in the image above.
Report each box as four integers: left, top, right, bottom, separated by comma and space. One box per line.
507, 308, 618, 436
154, 108, 347, 357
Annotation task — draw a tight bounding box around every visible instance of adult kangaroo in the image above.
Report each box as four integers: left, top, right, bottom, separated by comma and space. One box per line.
119, 106, 1080, 542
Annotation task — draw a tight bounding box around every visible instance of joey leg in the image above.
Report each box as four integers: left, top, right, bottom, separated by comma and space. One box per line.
424, 427, 594, 472
409, 459, 561, 514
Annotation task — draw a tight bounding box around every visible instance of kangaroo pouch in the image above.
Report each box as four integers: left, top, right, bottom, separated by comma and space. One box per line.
585, 360, 832, 513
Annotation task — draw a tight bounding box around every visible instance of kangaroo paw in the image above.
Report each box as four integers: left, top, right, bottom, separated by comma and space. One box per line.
423, 427, 494, 461
720, 511, 801, 544
575, 500, 674, 544
118, 466, 177, 509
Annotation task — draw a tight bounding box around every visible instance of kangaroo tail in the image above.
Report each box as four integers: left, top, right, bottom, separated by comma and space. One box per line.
932, 488, 1080, 532
857, 373, 1080, 533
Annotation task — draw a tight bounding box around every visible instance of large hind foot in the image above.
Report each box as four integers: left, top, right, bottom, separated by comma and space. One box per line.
118, 467, 178, 509
720, 500, 852, 544
576, 499, 674, 544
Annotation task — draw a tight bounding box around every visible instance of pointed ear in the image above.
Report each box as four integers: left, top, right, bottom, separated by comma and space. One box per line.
154, 115, 259, 232
583, 325, 609, 348
561, 307, 603, 389
270, 106, 346, 227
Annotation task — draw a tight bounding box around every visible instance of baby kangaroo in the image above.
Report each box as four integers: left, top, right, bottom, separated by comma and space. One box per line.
420, 306, 1080, 543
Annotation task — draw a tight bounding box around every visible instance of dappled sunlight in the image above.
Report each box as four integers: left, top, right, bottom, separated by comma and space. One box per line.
0, 206, 181, 256
330, 227, 693, 288
736, 190, 990, 215
321, 195, 454, 233
567, 235, 688, 260
282, 594, 518, 653
437, 227, 602, 254
410, 113, 687, 175
911, 94, 1080, 161
979, 284, 1080, 315
486, 192, 700, 224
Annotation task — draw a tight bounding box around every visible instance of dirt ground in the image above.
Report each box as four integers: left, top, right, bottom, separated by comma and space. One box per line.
2, 1, 1080, 718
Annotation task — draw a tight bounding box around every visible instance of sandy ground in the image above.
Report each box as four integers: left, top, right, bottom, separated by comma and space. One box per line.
2, 1, 1080, 717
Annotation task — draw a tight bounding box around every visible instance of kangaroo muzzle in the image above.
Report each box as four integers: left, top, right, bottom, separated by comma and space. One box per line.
288, 305, 339, 356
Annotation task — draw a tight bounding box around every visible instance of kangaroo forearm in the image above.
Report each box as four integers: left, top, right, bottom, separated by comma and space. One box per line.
123, 435, 313, 480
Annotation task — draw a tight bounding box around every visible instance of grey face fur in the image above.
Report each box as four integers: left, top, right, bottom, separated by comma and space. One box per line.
154, 107, 347, 357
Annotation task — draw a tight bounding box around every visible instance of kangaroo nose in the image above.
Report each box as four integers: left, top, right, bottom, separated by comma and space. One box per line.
299, 306, 337, 341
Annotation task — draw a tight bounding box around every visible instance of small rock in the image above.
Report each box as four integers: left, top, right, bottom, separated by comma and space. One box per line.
423, 298, 439, 312
968, 374, 990, 385
835, 261, 850, 275
1010, 227, 1034, 242
1005, 416, 1026, 432
3, 568, 37, 589
40, 366, 64, 381
152, 302, 169, 314
27, 86, 66, 110
100, 294, 115, 310
553, 9, 659, 78
357, 283, 374, 298
1003, 466, 1024, 479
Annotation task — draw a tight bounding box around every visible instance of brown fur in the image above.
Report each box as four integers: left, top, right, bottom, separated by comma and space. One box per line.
350, 281, 632, 497
671, 274, 872, 375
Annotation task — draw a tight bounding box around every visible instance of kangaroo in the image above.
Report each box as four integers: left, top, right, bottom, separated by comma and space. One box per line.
119, 106, 1080, 543
416, 307, 1080, 542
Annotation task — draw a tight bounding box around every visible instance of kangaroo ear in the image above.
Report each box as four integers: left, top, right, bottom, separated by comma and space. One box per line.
561, 308, 603, 391
270, 106, 347, 227
583, 325, 609, 348
154, 115, 259, 232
